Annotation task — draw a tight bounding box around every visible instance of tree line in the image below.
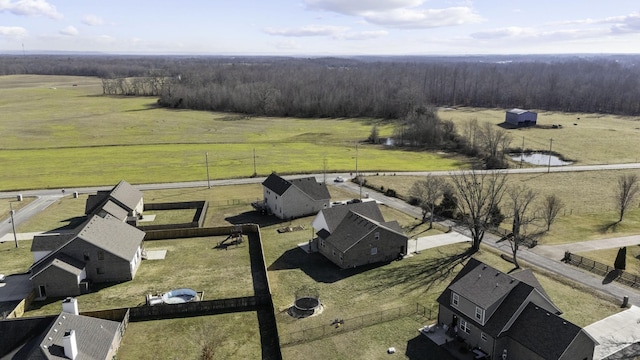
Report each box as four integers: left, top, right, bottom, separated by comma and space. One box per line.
1, 54, 640, 116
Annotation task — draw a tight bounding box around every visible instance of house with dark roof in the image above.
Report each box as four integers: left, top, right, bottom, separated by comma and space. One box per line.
30, 214, 145, 298
436, 258, 596, 359
505, 108, 537, 127
0, 298, 125, 359
312, 202, 408, 269
84, 180, 144, 223
259, 173, 330, 220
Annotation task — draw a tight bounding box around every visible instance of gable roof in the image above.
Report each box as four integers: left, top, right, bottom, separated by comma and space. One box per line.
99, 200, 129, 221
510, 268, 552, 302
75, 215, 144, 261
506, 302, 585, 360
319, 201, 384, 233
31, 233, 77, 253
327, 211, 407, 253
22, 312, 120, 359
262, 173, 330, 200
109, 180, 143, 212
448, 260, 520, 309
507, 108, 530, 114
30, 253, 86, 280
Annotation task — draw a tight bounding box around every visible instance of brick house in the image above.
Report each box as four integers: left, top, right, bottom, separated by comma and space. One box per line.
259, 173, 330, 220
312, 201, 408, 269
436, 258, 596, 359
30, 214, 145, 298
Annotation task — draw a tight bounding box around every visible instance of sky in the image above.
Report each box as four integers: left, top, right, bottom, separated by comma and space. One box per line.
0, 0, 639, 55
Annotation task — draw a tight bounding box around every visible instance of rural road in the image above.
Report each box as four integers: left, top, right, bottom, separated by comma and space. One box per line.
2, 163, 640, 306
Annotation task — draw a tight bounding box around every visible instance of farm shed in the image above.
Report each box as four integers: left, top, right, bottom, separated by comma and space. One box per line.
505, 108, 537, 127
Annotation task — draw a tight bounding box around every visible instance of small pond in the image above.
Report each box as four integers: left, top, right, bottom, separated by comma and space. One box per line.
510, 153, 573, 166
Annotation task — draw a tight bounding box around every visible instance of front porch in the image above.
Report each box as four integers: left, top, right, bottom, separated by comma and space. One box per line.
419, 324, 490, 360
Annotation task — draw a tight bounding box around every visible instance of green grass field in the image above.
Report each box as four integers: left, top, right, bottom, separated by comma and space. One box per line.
0, 75, 465, 191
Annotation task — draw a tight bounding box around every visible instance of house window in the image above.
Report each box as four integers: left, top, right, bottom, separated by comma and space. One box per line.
459, 319, 470, 334
374, 232, 380, 240
481, 332, 488, 342
475, 306, 485, 323
97, 251, 104, 260
452, 293, 459, 307
96, 267, 104, 275
83, 252, 90, 261
371, 247, 378, 255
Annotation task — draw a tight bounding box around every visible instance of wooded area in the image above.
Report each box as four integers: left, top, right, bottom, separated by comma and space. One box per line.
1, 54, 640, 117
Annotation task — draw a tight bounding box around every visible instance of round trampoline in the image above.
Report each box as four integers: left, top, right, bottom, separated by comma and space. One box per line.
161, 288, 198, 304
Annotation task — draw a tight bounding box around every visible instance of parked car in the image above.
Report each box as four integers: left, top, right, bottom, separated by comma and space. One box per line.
334, 176, 345, 183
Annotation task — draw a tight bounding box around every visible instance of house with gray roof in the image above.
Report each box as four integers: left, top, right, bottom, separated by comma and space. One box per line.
436, 258, 596, 359
85, 180, 144, 223
259, 173, 330, 220
0, 298, 125, 360
30, 214, 145, 298
312, 202, 408, 269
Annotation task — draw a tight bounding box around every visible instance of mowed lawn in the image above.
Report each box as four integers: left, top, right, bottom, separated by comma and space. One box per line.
0, 75, 465, 191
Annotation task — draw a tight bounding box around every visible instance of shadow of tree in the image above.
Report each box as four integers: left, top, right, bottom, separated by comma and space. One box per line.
602, 269, 622, 284
268, 247, 388, 283
599, 220, 622, 234
366, 248, 474, 295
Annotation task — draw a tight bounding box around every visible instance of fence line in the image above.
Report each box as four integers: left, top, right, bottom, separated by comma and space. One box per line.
564, 252, 640, 288
280, 303, 433, 347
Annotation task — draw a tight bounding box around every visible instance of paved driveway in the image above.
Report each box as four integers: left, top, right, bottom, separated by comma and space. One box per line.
408, 232, 471, 254
584, 305, 640, 360
0, 273, 33, 302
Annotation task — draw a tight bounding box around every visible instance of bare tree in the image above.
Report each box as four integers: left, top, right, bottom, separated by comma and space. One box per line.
614, 173, 639, 222
505, 185, 538, 269
478, 123, 512, 169
450, 170, 509, 252
409, 175, 449, 229
541, 194, 564, 231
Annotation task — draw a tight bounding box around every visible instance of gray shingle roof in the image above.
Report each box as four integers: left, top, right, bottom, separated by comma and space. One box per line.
99, 200, 129, 221
32, 312, 121, 359
506, 302, 584, 360
327, 211, 407, 253
510, 268, 553, 303
31, 233, 76, 252
76, 215, 144, 261
262, 173, 330, 200
109, 180, 142, 212
448, 260, 520, 309
30, 253, 86, 280
319, 201, 384, 233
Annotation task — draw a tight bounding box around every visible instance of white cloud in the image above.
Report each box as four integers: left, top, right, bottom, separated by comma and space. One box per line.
264, 25, 349, 37
0, 0, 62, 19
59, 25, 78, 36
342, 30, 388, 40
304, 0, 483, 29
363, 6, 483, 28
82, 14, 104, 26
0, 26, 27, 38
273, 39, 300, 50
305, 0, 424, 15
471, 27, 535, 40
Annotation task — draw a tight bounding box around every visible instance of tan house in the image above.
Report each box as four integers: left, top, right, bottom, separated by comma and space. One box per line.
85, 180, 144, 224
30, 214, 145, 298
312, 201, 408, 269
436, 258, 597, 359
259, 173, 330, 220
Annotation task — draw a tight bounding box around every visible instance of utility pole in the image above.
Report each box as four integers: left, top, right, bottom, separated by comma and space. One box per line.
9, 202, 18, 248
253, 148, 257, 177
520, 136, 524, 168
356, 143, 362, 199
547, 138, 553, 173
323, 158, 327, 184
205, 152, 211, 189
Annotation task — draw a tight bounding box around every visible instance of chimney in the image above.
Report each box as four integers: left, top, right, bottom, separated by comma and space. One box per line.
63, 330, 78, 360
62, 297, 79, 315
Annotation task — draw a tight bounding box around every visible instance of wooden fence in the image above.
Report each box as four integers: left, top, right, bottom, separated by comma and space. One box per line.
564, 252, 640, 288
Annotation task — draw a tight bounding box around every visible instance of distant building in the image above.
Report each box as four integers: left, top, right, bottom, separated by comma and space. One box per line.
505, 108, 537, 127
257, 173, 330, 220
